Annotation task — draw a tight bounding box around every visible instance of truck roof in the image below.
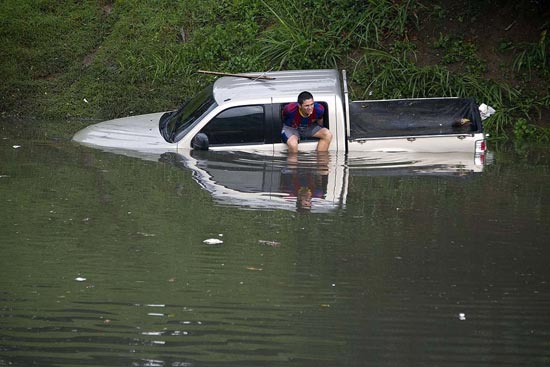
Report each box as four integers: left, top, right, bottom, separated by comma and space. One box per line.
213, 69, 340, 104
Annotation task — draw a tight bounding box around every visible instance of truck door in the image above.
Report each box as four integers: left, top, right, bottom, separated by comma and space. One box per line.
196, 104, 274, 152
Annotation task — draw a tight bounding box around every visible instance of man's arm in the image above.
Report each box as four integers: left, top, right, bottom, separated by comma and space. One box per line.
282, 103, 296, 126
314, 103, 325, 127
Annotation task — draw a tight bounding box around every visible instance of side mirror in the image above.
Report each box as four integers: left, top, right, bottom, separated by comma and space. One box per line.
192, 133, 209, 150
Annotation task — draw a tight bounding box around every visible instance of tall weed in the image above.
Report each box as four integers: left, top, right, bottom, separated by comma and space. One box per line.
513, 29, 549, 79
259, 0, 417, 69
349, 47, 522, 135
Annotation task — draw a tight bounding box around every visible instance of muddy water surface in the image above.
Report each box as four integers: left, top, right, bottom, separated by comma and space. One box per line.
1, 133, 549, 367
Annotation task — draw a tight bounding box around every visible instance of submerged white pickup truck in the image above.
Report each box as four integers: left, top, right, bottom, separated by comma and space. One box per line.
73, 69, 488, 156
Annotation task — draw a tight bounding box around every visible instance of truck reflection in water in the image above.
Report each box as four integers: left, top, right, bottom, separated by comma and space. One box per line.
160, 150, 491, 213
160, 150, 347, 213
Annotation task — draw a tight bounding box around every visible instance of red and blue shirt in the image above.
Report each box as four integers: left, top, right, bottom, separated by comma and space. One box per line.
282, 102, 324, 129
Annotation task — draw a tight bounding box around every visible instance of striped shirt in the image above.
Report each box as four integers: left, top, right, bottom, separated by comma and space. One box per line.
282, 102, 324, 129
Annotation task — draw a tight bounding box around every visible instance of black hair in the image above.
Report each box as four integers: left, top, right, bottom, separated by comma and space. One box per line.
297, 91, 313, 105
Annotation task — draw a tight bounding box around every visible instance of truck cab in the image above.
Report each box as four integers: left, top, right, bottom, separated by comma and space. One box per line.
160, 69, 344, 153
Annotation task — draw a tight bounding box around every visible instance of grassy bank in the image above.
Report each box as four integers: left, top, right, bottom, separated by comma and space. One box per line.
1, 0, 549, 140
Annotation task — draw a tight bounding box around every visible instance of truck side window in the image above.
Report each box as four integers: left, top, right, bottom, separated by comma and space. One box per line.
200, 105, 265, 146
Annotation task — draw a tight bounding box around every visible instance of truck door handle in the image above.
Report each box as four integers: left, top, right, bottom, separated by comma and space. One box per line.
407, 137, 416, 142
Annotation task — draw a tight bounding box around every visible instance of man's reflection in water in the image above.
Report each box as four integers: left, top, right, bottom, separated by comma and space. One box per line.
281, 152, 330, 212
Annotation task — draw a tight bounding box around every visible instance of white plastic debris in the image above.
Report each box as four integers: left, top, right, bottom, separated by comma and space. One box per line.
258, 240, 281, 247
203, 238, 223, 245
12, 145, 21, 149
75, 277, 86, 282
479, 103, 496, 120
141, 331, 164, 336
458, 312, 466, 321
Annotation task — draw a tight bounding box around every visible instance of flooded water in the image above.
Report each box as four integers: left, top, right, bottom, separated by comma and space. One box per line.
1, 130, 550, 366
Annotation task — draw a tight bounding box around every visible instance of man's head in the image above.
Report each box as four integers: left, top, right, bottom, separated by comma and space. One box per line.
297, 91, 314, 117
296, 186, 312, 211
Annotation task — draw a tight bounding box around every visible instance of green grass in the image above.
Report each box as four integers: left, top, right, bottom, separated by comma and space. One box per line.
0, 0, 548, 141
513, 29, 549, 80
349, 44, 550, 137
259, 0, 416, 69
0, 0, 112, 117
433, 33, 487, 75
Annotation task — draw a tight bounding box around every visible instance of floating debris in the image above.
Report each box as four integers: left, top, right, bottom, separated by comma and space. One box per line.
12, 145, 21, 149
258, 240, 281, 247
203, 238, 223, 245
246, 267, 263, 271
458, 313, 466, 321
137, 232, 156, 237
75, 277, 86, 282
171, 330, 190, 336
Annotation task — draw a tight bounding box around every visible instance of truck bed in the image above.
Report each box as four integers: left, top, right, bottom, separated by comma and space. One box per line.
348, 98, 482, 139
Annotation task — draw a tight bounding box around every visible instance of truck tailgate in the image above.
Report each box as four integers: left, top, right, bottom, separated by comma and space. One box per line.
347, 134, 485, 153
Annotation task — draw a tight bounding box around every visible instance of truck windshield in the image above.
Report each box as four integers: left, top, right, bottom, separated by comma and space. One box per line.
159, 84, 217, 143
